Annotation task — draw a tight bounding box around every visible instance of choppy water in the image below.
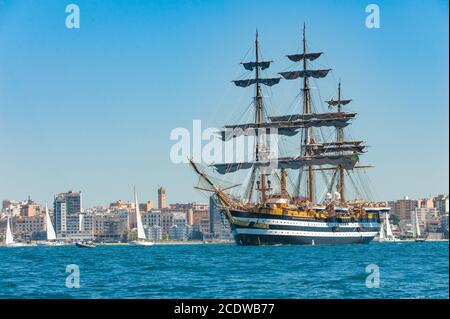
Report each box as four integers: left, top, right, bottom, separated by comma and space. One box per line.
0, 242, 448, 299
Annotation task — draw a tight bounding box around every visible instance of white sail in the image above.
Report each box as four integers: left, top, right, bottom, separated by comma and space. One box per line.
5, 217, 14, 245
385, 212, 393, 238
379, 220, 385, 239
45, 204, 57, 241
412, 209, 421, 238
135, 189, 146, 240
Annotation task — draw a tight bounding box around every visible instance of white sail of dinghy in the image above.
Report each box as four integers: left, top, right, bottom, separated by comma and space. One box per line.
135, 189, 146, 240
414, 210, 421, 238
385, 212, 394, 238
45, 204, 57, 241
379, 220, 385, 240
5, 217, 14, 245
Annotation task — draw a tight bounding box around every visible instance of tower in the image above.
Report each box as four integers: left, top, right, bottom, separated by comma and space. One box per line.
158, 187, 167, 210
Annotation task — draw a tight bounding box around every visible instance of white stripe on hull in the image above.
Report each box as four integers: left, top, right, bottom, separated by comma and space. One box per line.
234, 216, 379, 228
233, 227, 379, 238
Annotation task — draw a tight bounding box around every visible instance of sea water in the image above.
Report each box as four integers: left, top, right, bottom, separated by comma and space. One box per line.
0, 241, 448, 299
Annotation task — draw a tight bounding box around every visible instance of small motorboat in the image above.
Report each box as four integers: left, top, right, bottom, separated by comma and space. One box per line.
75, 241, 96, 248
129, 240, 154, 246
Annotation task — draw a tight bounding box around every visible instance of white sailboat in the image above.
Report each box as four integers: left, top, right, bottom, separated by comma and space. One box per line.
412, 209, 426, 242
379, 210, 400, 242
130, 188, 154, 246
37, 205, 65, 246
379, 219, 386, 240
4, 217, 27, 247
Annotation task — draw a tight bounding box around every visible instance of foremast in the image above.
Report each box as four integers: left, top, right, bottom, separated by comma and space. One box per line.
254, 30, 267, 203
231, 31, 281, 205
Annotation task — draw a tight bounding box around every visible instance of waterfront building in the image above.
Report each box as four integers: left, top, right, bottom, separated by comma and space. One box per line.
209, 195, 232, 241
158, 187, 167, 209
53, 198, 67, 235
14, 215, 46, 240
169, 202, 209, 212
2, 200, 21, 217
19, 197, 41, 217
441, 213, 449, 238
139, 200, 153, 212
142, 210, 161, 227
167, 211, 189, 240
53, 191, 83, 236
413, 206, 439, 225
187, 208, 194, 225
388, 196, 419, 221
94, 214, 124, 242
189, 224, 202, 240
160, 210, 174, 234
145, 225, 162, 241
2, 200, 20, 211
433, 194, 449, 216
110, 199, 133, 210
110, 209, 130, 231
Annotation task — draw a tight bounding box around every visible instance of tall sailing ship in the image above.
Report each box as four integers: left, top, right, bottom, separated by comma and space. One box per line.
190, 26, 387, 245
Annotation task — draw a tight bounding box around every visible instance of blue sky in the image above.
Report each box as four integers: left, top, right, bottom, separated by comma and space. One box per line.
0, 0, 448, 207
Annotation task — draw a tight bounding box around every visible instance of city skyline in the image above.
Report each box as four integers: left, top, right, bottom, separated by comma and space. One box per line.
0, 0, 448, 207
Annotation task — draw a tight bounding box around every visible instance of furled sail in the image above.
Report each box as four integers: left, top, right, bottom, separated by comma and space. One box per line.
212, 154, 359, 174
219, 126, 299, 141
310, 144, 367, 155
287, 52, 322, 62
218, 117, 353, 141
325, 99, 352, 106
233, 77, 281, 88
279, 69, 331, 80
242, 61, 272, 71
269, 112, 356, 123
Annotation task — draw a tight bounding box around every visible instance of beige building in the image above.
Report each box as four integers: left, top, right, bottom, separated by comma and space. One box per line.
15, 215, 45, 237
20, 198, 41, 217
388, 196, 419, 221
139, 200, 153, 212
110, 199, 133, 210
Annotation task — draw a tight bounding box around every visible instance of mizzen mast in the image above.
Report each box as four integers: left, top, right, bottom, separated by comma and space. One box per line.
325, 82, 355, 203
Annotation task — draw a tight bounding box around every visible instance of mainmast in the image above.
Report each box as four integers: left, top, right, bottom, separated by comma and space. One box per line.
279, 24, 331, 204
337, 82, 345, 203
302, 25, 315, 204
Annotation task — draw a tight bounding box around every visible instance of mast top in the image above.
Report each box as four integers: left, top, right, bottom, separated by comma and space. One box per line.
325, 81, 352, 110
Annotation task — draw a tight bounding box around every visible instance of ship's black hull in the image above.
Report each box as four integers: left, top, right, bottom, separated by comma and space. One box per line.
233, 233, 374, 246
228, 209, 380, 246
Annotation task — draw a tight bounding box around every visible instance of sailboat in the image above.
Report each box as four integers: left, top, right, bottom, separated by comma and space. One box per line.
37, 205, 66, 246
412, 209, 426, 242
130, 188, 154, 246
379, 209, 400, 242
4, 217, 27, 247
379, 218, 385, 241
189, 27, 387, 246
